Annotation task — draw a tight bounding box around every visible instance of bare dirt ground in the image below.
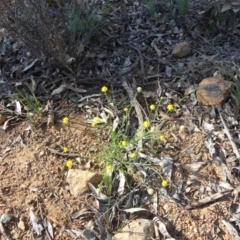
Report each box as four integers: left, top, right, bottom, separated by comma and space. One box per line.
0, 108, 238, 239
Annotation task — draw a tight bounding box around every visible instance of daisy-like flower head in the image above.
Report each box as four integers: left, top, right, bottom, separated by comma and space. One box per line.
161, 180, 168, 187
147, 188, 154, 195
159, 135, 165, 141
62, 117, 69, 124
130, 152, 137, 159
150, 104, 156, 111
143, 120, 150, 129
63, 147, 69, 153
66, 160, 73, 169
123, 107, 129, 113
167, 104, 175, 112
137, 87, 142, 93
101, 86, 108, 93
121, 141, 128, 147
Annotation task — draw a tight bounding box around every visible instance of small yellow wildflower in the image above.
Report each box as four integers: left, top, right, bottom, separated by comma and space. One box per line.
106, 165, 112, 172
66, 160, 73, 169
143, 121, 150, 128
121, 141, 128, 147
94, 117, 102, 123
130, 152, 137, 159
101, 86, 108, 93
147, 188, 154, 195
159, 162, 164, 167
179, 125, 185, 132
63, 147, 69, 153
137, 87, 142, 93
167, 104, 175, 112
162, 180, 168, 187
159, 135, 165, 141
160, 96, 165, 100
91, 122, 97, 127
150, 104, 156, 111
123, 107, 129, 113
62, 117, 69, 124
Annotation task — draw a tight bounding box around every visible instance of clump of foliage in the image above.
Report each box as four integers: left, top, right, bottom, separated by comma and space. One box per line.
0, 0, 108, 71
177, 0, 189, 16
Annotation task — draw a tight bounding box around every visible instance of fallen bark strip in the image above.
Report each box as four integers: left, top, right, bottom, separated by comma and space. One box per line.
186, 190, 232, 210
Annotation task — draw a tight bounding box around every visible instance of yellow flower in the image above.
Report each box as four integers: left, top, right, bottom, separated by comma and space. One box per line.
101, 86, 108, 93
179, 125, 185, 132
123, 107, 129, 113
147, 188, 154, 195
106, 165, 112, 172
91, 122, 97, 127
121, 141, 128, 147
161, 180, 168, 187
130, 152, 137, 159
94, 117, 102, 123
66, 160, 73, 169
63, 147, 69, 153
62, 117, 69, 124
143, 121, 150, 128
137, 87, 142, 93
167, 104, 174, 112
159, 162, 164, 167
150, 104, 156, 111
159, 135, 165, 141
160, 96, 165, 100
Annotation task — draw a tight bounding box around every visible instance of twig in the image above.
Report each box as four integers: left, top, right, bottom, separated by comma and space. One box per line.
217, 107, 240, 161
186, 190, 232, 210
47, 148, 80, 157
122, 77, 143, 149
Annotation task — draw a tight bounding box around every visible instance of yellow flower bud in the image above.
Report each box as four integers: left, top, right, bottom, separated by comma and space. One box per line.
101, 86, 108, 93
150, 104, 156, 111
66, 160, 73, 169
62, 117, 69, 124
161, 180, 168, 187
143, 121, 150, 128
167, 104, 174, 112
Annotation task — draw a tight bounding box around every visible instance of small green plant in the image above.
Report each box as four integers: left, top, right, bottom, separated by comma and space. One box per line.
177, 0, 189, 16
142, 0, 156, 18
67, 8, 104, 37
60, 86, 176, 233
14, 89, 42, 115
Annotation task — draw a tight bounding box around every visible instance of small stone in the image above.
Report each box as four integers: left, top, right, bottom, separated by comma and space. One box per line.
113, 219, 154, 240
172, 41, 191, 58
196, 77, 233, 106
66, 169, 103, 196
